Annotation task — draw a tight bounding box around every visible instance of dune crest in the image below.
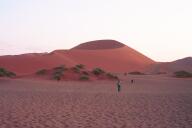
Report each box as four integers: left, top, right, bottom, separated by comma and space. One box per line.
71, 40, 126, 50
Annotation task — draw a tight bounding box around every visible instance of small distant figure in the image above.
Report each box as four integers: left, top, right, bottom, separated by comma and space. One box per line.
116, 79, 121, 92
131, 79, 134, 84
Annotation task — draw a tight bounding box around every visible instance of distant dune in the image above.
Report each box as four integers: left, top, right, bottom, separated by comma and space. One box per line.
146, 57, 192, 74
0, 40, 155, 75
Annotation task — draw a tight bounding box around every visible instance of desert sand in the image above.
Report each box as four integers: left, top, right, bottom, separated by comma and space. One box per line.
0, 75, 192, 128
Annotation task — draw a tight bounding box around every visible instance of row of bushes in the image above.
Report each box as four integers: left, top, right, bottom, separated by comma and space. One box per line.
36, 65, 118, 81
125, 70, 192, 78
0, 68, 16, 78
174, 71, 192, 78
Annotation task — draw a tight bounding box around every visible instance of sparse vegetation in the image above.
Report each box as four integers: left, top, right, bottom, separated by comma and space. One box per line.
28, 65, 122, 81
6, 72, 16, 77
53, 74, 62, 81
72, 64, 85, 73
72, 67, 80, 73
76, 64, 85, 69
174, 71, 192, 78
0, 67, 16, 78
36, 69, 47, 75
79, 75, 89, 80
52, 65, 66, 81
129, 71, 145, 75
92, 68, 105, 75
52, 71, 63, 81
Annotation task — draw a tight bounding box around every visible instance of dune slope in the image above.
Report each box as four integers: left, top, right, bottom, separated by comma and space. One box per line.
0, 40, 155, 75
146, 57, 192, 74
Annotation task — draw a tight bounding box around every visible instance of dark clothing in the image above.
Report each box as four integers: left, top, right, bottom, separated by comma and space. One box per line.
117, 84, 121, 92
131, 80, 134, 84
117, 80, 121, 92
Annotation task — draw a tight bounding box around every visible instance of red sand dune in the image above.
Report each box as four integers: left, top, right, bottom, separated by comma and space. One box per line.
0, 52, 76, 75
145, 57, 192, 74
0, 40, 155, 75
72, 39, 126, 50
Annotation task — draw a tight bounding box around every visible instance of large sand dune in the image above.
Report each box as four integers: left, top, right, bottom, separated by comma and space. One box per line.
0, 76, 191, 128
146, 57, 192, 74
0, 40, 155, 75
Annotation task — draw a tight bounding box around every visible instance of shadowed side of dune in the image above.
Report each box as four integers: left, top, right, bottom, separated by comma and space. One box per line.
145, 57, 192, 74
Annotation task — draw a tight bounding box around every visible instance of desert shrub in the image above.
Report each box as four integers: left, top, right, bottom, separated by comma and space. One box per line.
52, 71, 63, 81
92, 68, 105, 75
52, 65, 66, 81
53, 74, 61, 81
72, 64, 85, 73
36, 69, 47, 75
82, 71, 89, 75
72, 67, 80, 73
0, 68, 6, 77
174, 71, 192, 78
129, 71, 145, 75
76, 64, 85, 69
79, 75, 89, 80
53, 65, 67, 72
6, 72, 16, 77
54, 70, 64, 75
106, 73, 118, 80
0, 67, 16, 77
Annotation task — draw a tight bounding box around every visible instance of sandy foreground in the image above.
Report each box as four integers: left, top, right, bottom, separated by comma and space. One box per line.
0, 76, 192, 128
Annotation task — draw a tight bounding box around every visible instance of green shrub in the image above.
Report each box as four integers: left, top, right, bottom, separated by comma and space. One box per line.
0, 68, 6, 77
174, 71, 192, 78
36, 69, 47, 75
92, 68, 105, 75
6, 72, 16, 77
72, 67, 80, 73
0, 67, 16, 77
79, 75, 89, 80
52, 71, 63, 81
52, 65, 66, 81
72, 64, 85, 73
76, 64, 85, 69
129, 71, 145, 75
53, 74, 61, 81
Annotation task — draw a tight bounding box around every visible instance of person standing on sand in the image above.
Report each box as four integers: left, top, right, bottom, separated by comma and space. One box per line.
117, 79, 121, 92
131, 79, 134, 84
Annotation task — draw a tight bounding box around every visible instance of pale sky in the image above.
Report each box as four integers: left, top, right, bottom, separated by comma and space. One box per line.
0, 0, 192, 62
